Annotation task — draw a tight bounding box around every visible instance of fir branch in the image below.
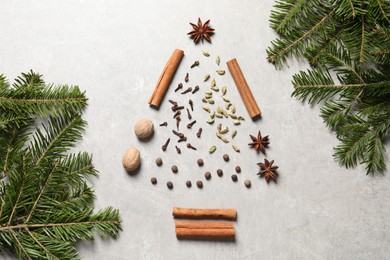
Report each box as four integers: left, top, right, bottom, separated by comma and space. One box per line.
268, 0, 390, 174
0, 72, 121, 259
267, 7, 335, 67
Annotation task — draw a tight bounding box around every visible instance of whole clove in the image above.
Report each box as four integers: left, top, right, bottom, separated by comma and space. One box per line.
192, 85, 199, 94
173, 111, 181, 119
172, 105, 184, 112
169, 99, 178, 106
196, 128, 203, 138
187, 143, 197, 150
159, 122, 168, 127
186, 108, 192, 120
162, 138, 170, 151
191, 60, 200, 68
175, 145, 182, 154
175, 83, 183, 92
178, 136, 187, 142
189, 99, 194, 111
187, 120, 197, 129
176, 116, 181, 130
181, 87, 192, 95
172, 130, 184, 138
185, 73, 189, 82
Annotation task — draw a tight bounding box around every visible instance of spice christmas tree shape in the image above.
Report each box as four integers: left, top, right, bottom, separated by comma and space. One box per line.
257, 159, 279, 183
187, 18, 215, 43
0, 71, 121, 259
248, 131, 269, 154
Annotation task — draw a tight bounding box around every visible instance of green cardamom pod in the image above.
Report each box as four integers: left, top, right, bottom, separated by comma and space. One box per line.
232, 145, 240, 153
216, 70, 225, 75
202, 50, 210, 57
209, 145, 217, 154
221, 86, 227, 95
215, 55, 220, 65
207, 118, 215, 124
204, 74, 210, 82
222, 96, 230, 102
211, 79, 216, 87
231, 130, 237, 138
229, 114, 237, 119
202, 106, 210, 113
233, 120, 241, 125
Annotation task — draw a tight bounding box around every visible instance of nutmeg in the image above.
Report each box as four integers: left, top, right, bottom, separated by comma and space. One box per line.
122, 147, 141, 172
134, 119, 154, 139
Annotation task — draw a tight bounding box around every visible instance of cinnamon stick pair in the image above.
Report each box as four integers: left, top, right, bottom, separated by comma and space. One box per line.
173, 208, 237, 239
175, 222, 235, 239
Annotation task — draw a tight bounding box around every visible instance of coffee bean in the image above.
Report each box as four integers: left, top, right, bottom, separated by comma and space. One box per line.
235, 166, 241, 173
167, 181, 174, 189
197, 159, 204, 166
204, 171, 211, 180
186, 181, 192, 188
196, 180, 203, 188
151, 177, 157, 184
217, 169, 223, 177
231, 174, 238, 182
223, 154, 230, 162
171, 165, 178, 173
244, 180, 251, 188
156, 157, 163, 166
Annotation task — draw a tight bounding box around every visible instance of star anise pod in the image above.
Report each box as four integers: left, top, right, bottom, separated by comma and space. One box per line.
187, 18, 215, 44
257, 159, 279, 183
248, 131, 269, 154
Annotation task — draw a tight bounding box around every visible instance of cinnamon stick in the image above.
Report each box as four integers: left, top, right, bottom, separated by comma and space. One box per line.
176, 221, 234, 230
227, 58, 261, 119
149, 49, 184, 108
172, 207, 237, 220
176, 228, 235, 239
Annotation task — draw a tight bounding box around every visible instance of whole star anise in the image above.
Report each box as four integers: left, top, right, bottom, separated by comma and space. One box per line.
248, 131, 269, 154
187, 18, 214, 43
257, 159, 279, 183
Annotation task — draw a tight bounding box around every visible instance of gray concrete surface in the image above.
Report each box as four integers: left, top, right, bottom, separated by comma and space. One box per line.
1, 0, 389, 259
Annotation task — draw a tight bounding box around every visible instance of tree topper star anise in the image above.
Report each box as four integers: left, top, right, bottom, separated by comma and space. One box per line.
187, 18, 214, 43
257, 159, 279, 183
248, 131, 269, 154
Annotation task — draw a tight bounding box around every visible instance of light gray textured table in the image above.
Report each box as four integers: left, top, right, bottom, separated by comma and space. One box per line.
1, 1, 389, 259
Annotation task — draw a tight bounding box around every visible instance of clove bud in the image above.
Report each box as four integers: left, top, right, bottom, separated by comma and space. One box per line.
175, 146, 181, 154
189, 99, 194, 111
190, 60, 200, 68
186, 108, 192, 120
169, 99, 178, 106
162, 138, 170, 151
176, 116, 181, 130
178, 136, 187, 142
174, 83, 183, 92
172, 130, 184, 138
187, 120, 197, 129
192, 85, 199, 94
172, 105, 184, 112
181, 87, 192, 95
185, 73, 189, 82
173, 111, 181, 118
186, 143, 197, 150
196, 128, 203, 138
159, 122, 168, 126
